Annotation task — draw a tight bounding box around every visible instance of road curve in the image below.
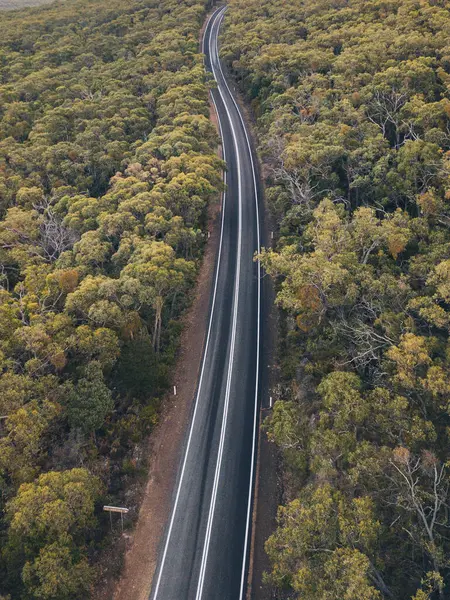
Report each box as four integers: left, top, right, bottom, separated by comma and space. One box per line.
149, 5, 263, 600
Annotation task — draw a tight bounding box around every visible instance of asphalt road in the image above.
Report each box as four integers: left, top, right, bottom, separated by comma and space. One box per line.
149, 5, 263, 600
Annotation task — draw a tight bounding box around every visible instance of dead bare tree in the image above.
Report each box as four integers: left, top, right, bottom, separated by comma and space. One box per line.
34, 198, 79, 261
386, 448, 449, 598
334, 318, 395, 369
367, 88, 409, 148
266, 134, 333, 213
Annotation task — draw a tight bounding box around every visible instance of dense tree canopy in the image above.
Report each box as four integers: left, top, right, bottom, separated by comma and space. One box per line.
222, 0, 450, 598
0, 0, 220, 597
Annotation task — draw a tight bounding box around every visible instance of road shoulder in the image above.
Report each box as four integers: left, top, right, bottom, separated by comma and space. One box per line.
105, 182, 222, 600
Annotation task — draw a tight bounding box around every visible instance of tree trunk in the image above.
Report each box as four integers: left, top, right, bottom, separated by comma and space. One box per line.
152, 296, 164, 352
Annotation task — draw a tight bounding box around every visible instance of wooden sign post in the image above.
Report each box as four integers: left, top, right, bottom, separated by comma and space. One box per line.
103, 505, 129, 532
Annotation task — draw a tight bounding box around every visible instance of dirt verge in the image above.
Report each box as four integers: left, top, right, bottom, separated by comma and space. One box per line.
97, 187, 222, 600
246, 155, 280, 600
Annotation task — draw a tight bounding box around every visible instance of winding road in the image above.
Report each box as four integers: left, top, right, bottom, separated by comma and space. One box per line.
149, 5, 263, 600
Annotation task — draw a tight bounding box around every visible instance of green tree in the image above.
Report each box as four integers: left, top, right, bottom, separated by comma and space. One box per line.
5, 469, 101, 598
64, 362, 113, 434
22, 541, 92, 600
223, 0, 450, 597
265, 484, 382, 598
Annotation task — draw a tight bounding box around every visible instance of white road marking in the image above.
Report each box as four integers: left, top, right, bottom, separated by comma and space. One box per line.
151, 8, 229, 599
211, 11, 262, 599
195, 7, 243, 599
196, 8, 262, 600
152, 5, 262, 597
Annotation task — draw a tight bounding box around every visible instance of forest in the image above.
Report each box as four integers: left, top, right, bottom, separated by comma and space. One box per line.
0, 0, 221, 598
221, 0, 450, 598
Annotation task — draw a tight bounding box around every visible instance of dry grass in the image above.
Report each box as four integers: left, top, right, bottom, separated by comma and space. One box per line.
0, 0, 55, 9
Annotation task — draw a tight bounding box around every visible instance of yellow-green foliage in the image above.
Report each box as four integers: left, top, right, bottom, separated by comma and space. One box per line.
0, 0, 222, 597
223, 0, 450, 598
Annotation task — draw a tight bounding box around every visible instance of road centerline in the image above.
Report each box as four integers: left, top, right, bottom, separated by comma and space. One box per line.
151, 9, 229, 599
195, 7, 243, 599
211, 12, 263, 599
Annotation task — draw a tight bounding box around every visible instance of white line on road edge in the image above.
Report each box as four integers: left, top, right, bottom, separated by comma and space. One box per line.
151, 8, 229, 599
212, 10, 262, 600
195, 7, 243, 599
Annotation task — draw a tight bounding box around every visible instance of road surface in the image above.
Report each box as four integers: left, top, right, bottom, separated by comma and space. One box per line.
149, 5, 263, 600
